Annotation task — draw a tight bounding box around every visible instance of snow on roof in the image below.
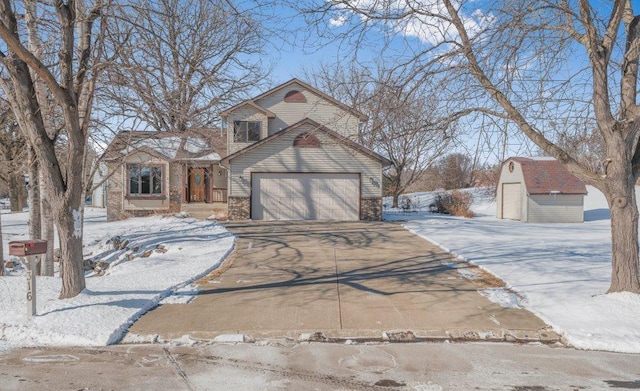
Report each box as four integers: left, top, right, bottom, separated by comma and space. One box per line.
190, 152, 221, 161
120, 137, 183, 159
106, 129, 226, 162
509, 157, 588, 195
184, 137, 210, 154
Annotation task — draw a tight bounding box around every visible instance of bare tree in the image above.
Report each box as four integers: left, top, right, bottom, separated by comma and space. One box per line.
0, 102, 26, 211
298, 0, 640, 293
307, 64, 452, 207
0, 0, 107, 298
435, 153, 474, 190
368, 82, 450, 207
98, 0, 268, 133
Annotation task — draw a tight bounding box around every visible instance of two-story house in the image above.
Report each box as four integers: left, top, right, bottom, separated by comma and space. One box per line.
220, 78, 391, 221
104, 78, 390, 222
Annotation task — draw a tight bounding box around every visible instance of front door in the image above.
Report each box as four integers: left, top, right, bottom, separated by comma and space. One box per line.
189, 168, 206, 202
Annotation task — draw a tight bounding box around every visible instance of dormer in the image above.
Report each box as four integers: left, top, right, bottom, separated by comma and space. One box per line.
220, 79, 368, 155
220, 101, 275, 155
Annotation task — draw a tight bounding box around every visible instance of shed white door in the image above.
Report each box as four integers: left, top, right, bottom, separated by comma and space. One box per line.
502, 183, 522, 220
252, 173, 360, 220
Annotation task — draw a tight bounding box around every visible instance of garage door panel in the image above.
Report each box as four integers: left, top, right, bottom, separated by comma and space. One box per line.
252, 173, 360, 221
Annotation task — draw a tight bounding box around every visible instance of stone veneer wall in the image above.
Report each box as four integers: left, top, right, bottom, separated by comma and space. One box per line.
228, 196, 250, 220
168, 163, 183, 213
360, 197, 383, 221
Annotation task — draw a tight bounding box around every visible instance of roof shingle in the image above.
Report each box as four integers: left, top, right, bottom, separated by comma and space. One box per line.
509, 157, 587, 195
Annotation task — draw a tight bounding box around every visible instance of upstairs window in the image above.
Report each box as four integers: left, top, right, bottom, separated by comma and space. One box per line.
233, 121, 261, 142
128, 164, 163, 196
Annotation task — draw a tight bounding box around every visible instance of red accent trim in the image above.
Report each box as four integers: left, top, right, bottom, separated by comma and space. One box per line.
284, 90, 307, 103
293, 132, 320, 148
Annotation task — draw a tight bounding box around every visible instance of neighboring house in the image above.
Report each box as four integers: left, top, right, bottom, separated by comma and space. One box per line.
104, 129, 227, 221
90, 161, 107, 208
220, 78, 391, 221
496, 157, 588, 223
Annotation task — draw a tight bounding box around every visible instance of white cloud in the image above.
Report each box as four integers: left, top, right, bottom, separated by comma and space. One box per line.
327, 0, 493, 46
329, 13, 347, 27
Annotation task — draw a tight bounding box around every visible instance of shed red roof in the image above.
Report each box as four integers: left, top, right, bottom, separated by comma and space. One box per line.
509, 157, 588, 195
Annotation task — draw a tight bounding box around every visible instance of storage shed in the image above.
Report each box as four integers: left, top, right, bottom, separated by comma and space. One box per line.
496, 157, 588, 223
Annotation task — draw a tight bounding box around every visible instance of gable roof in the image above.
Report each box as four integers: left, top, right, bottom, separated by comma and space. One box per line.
220, 100, 276, 118
220, 118, 391, 167
507, 157, 587, 195
103, 128, 226, 163
220, 78, 368, 121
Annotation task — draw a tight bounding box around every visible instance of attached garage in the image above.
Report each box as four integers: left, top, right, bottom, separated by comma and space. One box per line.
221, 118, 391, 221
252, 173, 360, 220
496, 157, 588, 223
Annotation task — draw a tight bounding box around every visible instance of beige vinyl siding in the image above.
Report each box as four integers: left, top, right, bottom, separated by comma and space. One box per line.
496, 161, 525, 219
122, 152, 170, 210
526, 194, 584, 223
229, 124, 382, 198
256, 82, 361, 138
226, 106, 269, 155
211, 164, 227, 188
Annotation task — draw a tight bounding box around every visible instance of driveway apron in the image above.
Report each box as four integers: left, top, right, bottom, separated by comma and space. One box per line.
127, 221, 553, 341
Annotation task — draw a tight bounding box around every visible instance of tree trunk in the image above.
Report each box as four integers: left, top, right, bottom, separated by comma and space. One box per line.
0, 210, 4, 276
56, 206, 85, 298
39, 176, 55, 276
8, 172, 26, 212
604, 146, 640, 293
392, 192, 400, 209
27, 147, 41, 240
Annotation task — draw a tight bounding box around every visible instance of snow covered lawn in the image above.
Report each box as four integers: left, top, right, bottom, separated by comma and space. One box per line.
385, 187, 640, 353
0, 208, 234, 347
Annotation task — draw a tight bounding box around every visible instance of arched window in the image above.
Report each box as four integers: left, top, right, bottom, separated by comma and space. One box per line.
293, 132, 320, 148
284, 90, 307, 103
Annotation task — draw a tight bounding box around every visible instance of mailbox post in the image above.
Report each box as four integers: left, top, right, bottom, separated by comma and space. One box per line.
9, 240, 48, 318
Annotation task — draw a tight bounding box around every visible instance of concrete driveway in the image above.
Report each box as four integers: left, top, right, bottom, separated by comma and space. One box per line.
128, 221, 556, 342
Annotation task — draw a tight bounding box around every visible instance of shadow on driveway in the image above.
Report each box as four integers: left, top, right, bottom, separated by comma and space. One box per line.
127, 221, 552, 341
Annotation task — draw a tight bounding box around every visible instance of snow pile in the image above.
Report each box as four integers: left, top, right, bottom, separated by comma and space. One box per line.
0, 209, 234, 347
386, 186, 640, 353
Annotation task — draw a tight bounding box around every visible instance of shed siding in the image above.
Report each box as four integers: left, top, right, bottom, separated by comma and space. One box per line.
496, 161, 525, 219
527, 194, 584, 223
228, 124, 382, 198
226, 106, 269, 155
256, 82, 361, 139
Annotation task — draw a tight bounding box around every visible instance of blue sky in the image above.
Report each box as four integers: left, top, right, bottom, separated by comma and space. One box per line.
236, 1, 640, 165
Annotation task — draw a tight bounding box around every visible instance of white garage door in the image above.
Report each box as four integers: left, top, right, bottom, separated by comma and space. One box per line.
502, 183, 522, 220
252, 173, 360, 220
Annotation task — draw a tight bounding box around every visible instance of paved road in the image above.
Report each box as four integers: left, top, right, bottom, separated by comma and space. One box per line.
1, 342, 638, 390
128, 221, 554, 342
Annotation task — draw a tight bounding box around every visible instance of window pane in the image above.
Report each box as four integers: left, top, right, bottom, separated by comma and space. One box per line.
248, 122, 261, 141
141, 167, 151, 194
152, 167, 162, 194
233, 121, 247, 142
129, 165, 140, 194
